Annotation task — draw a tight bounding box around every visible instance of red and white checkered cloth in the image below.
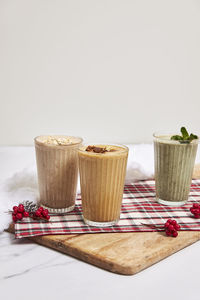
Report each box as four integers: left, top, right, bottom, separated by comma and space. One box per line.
15, 180, 200, 238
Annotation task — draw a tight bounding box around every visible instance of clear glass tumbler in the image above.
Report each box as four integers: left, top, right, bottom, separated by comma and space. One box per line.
154, 132, 198, 206
35, 135, 83, 213
78, 144, 128, 226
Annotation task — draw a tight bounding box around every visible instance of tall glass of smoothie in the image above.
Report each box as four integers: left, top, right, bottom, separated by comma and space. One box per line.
78, 144, 128, 226
154, 132, 198, 206
35, 135, 83, 213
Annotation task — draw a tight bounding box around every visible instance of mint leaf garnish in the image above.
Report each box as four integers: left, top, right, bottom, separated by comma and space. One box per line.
189, 133, 198, 141
181, 127, 189, 140
171, 127, 198, 143
171, 135, 183, 141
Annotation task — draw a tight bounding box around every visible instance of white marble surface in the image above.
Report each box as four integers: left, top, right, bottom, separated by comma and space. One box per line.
0, 146, 200, 300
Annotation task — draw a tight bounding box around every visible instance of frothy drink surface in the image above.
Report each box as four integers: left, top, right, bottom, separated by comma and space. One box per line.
36, 135, 81, 146
80, 144, 126, 155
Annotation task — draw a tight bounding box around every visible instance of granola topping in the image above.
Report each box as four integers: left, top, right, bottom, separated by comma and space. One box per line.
43, 136, 73, 145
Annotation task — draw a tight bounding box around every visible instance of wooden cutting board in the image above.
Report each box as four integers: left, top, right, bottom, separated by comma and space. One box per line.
8, 166, 200, 275
9, 225, 200, 275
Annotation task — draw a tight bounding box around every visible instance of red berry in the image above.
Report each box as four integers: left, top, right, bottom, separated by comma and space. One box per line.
167, 219, 172, 224
46, 215, 50, 220
194, 214, 200, 219
35, 211, 41, 217
18, 204, 24, 213
165, 222, 170, 228
16, 213, 23, 220
168, 225, 174, 232
38, 207, 43, 212
23, 211, 29, 217
171, 220, 177, 226
42, 209, 49, 217
13, 206, 18, 213
172, 230, 178, 237
174, 224, 180, 231
190, 204, 200, 217
166, 230, 171, 236
12, 214, 17, 222
193, 209, 199, 215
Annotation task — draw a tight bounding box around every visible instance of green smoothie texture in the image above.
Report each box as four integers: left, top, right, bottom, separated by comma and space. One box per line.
154, 135, 198, 203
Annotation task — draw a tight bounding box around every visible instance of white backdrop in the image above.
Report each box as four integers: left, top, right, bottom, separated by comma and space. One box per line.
0, 0, 200, 145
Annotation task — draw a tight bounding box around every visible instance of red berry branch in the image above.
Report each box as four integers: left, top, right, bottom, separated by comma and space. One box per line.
142, 219, 181, 237
10, 201, 51, 223
164, 219, 180, 237
12, 204, 29, 222
190, 203, 200, 218
142, 203, 200, 237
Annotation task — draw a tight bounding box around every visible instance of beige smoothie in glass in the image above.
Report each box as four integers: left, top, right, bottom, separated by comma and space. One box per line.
78, 144, 128, 226
154, 132, 198, 206
35, 135, 83, 213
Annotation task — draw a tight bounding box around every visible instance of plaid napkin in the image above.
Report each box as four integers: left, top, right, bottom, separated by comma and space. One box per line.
15, 180, 200, 239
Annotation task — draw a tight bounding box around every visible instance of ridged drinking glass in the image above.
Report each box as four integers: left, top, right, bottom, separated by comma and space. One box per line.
35, 135, 83, 213
78, 144, 128, 226
154, 132, 198, 206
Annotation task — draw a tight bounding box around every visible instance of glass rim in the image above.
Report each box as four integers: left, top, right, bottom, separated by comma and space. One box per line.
34, 135, 83, 147
153, 131, 178, 139
153, 132, 199, 144
78, 143, 129, 154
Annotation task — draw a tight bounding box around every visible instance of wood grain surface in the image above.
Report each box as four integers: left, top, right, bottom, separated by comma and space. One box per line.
7, 167, 200, 275
8, 225, 200, 275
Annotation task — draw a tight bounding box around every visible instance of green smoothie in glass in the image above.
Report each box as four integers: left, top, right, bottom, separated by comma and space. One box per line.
154, 127, 199, 206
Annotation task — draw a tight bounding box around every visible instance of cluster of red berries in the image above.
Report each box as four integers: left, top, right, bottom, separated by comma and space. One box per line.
12, 203, 50, 222
34, 206, 50, 220
190, 203, 200, 218
164, 219, 180, 237
12, 204, 29, 222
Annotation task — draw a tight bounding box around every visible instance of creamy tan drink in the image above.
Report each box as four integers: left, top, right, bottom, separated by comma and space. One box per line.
35, 135, 83, 212
78, 144, 128, 226
154, 131, 198, 206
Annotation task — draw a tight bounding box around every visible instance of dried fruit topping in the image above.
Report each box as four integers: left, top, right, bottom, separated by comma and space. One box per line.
85, 145, 115, 153
85, 145, 94, 152
93, 147, 107, 153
